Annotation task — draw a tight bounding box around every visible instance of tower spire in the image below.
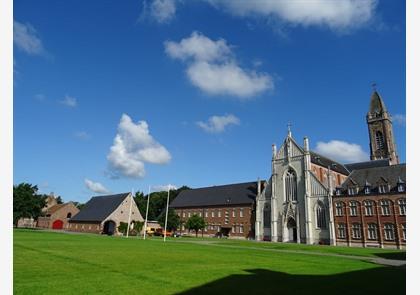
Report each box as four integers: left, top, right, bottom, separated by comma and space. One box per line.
366, 90, 399, 165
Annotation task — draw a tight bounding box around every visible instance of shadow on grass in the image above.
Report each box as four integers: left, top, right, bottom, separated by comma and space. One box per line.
374, 252, 406, 261
177, 266, 405, 295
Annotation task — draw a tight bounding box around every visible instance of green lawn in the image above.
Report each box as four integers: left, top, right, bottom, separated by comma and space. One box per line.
14, 229, 405, 295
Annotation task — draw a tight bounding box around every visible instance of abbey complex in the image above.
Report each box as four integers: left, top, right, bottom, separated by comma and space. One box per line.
36, 90, 405, 249
172, 90, 406, 249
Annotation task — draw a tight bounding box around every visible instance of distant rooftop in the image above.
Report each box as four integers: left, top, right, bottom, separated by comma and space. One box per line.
170, 181, 259, 208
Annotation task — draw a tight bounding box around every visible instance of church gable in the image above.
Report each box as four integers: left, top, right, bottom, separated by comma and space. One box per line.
276, 136, 304, 160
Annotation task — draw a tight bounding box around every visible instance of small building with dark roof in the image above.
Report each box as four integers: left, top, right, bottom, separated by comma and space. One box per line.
68, 193, 143, 235
170, 181, 261, 239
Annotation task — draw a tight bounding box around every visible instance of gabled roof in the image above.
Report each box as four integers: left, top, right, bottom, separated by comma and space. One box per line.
70, 193, 130, 222
309, 151, 350, 175
340, 164, 406, 193
169, 181, 258, 208
45, 204, 66, 214
344, 159, 390, 172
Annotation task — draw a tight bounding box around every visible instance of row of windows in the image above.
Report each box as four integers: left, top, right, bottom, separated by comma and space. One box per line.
335, 199, 406, 217
337, 223, 406, 241
337, 183, 405, 196
182, 224, 245, 234
181, 208, 245, 218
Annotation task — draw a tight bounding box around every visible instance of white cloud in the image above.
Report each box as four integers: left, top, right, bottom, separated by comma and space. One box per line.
141, 1, 377, 31
107, 114, 171, 178
59, 95, 77, 108
152, 184, 177, 192
142, 0, 177, 24
315, 140, 369, 163
197, 114, 240, 133
393, 114, 405, 126
207, 0, 378, 31
165, 32, 273, 99
84, 179, 110, 194
74, 131, 91, 140
14, 20, 45, 55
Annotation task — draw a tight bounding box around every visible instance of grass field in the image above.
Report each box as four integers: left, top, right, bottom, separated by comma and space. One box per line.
14, 229, 405, 294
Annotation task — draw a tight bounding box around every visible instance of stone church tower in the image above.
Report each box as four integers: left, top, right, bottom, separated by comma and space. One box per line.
366, 91, 399, 165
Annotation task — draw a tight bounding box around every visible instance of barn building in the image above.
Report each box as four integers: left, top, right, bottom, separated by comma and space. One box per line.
68, 192, 143, 235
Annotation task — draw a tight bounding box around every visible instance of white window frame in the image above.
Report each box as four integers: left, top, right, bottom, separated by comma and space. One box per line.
337, 223, 346, 239
398, 199, 406, 216
232, 209, 236, 218
384, 223, 395, 241
240, 208, 244, 218
352, 223, 361, 239
364, 200, 373, 216
367, 223, 377, 240
402, 224, 406, 241
381, 200, 391, 216
349, 201, 357, 216
335, 202, 343, 216
218, 210, 221, 218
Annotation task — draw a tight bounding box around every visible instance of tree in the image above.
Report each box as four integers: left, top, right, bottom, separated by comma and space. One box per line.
134, 186, 191, 221
55, 196, 63, 204
132, 221, 144, 236
118, 222, 128, 234
185, 214, 206, 237
13, 183, 47, 226
157, 208, 180, 231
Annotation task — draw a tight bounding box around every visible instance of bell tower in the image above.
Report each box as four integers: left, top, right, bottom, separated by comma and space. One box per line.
366, 90, 399, 165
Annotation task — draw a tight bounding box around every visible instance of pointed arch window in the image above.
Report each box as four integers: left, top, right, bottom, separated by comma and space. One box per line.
316, 203, 327, 229
285, 169, 298, 202
375, 131, 385, 151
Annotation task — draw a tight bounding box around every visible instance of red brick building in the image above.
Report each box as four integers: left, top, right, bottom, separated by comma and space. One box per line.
37, 202, 80, 230
170, 182, 261, 239
333, 164, 405, 249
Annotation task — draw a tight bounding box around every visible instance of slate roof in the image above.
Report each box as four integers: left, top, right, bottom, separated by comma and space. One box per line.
70, 193, 129, 222
169, 181, 258, 208
309, 151, 350, 175
340, 164, 406, 194
344, 159, 390, 172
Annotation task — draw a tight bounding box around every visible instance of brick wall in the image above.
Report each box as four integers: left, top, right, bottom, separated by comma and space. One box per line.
67, 222, 102, 234
333, 193, 406, 249
174, 204, 254, 239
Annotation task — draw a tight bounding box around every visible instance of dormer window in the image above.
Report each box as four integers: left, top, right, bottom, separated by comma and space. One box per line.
398, 184, 405, 193
335, 188, 341, 196
378, 184, 388, 194
348, 186, 358, 196
365, 186, 370, 194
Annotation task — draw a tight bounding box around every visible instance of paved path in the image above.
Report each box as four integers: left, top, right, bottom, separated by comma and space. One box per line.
170, 239, 406, 267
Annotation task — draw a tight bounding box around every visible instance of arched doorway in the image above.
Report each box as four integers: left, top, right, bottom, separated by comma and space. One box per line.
287, 218, 297, 242
103, 220, 116, 235
52, 220, 64, 229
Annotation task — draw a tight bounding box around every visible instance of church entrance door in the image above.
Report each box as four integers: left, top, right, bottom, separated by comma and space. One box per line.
287, 218, 297, 243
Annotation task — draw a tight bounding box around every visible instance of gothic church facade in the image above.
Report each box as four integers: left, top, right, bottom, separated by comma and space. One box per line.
255, 90, 404, 247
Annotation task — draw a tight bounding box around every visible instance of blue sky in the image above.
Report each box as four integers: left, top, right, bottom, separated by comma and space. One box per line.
13, 0, 405, 203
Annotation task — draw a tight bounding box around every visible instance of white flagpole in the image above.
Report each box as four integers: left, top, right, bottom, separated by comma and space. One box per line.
143, 185, 151, 240
126, 189, 134, 238
163, 185, 170, 242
